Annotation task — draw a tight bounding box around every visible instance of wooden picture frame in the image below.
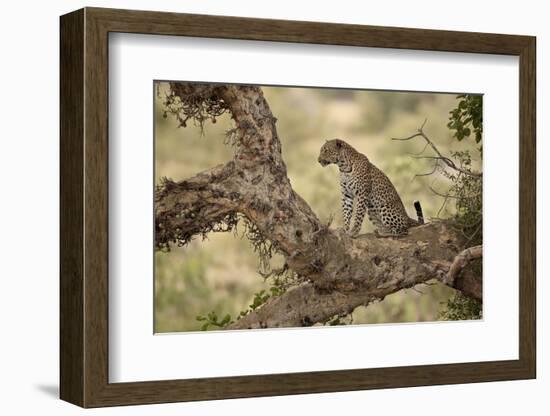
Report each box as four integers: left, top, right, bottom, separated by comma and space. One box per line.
60, 7, 536, 408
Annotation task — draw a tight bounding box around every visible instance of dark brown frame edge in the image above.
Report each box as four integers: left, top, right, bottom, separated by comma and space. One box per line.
60, 7, 536, 408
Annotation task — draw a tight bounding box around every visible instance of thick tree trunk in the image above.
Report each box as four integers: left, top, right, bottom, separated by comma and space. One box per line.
155, 83, 482, 329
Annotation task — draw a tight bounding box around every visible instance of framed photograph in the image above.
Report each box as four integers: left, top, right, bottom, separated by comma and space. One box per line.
60, 7, 536, 408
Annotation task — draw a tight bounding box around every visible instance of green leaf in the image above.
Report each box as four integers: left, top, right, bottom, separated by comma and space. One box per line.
221, 314, 231, 325
475, 131, 482, 143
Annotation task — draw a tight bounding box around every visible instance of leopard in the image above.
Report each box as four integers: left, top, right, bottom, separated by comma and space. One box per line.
318, 138, 424, 237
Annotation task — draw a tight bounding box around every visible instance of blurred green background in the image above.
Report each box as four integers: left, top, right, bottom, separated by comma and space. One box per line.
154, 83, 482, 333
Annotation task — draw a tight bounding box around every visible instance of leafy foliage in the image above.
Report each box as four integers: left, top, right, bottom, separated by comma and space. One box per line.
196, 267, 296, 330
440, 292, 482, 321
438, 95, 483, 320
196, 311, 233, 331
439, 151, 482, 245
447, 94, 483, 144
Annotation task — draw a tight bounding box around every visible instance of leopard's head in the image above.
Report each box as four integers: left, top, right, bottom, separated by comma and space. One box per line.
318, 139, 346, 167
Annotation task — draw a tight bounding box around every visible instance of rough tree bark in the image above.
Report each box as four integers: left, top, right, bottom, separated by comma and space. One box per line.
155, 83, 482, 329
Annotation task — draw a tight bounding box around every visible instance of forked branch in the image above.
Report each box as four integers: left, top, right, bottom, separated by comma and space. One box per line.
392, 119, 482, 178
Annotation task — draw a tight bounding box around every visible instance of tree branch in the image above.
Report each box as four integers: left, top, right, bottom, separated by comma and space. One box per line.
156, 83, 482, 329
155, 163, 241, 250
228, 224, 482, 329
443, 245, 483, 286
392, 119, 482, 178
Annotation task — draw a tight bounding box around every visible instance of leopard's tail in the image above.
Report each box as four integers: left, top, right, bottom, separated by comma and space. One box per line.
413, 200, 424, 225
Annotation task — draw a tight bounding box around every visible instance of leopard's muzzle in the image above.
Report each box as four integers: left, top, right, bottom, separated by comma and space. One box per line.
318, 157, 330, 167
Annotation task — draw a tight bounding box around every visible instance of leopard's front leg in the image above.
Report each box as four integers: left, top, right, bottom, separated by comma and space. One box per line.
340, 179, 353, 232
350, 192, 368, 237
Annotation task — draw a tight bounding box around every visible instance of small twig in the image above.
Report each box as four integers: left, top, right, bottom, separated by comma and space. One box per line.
414, 162, 439, 178
436, 199, 449, 218
430, 177, 460, 218
406, 141, 430, 157
429, 186, 460, 199
465, 222, 482, 244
